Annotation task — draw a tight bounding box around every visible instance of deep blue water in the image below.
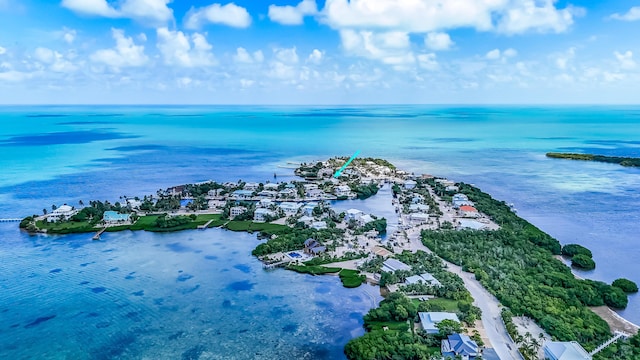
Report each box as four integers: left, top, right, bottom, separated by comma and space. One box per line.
1, 105, 639, 357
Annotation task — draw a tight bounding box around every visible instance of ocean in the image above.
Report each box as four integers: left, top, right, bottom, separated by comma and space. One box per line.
1, 105, 639, 358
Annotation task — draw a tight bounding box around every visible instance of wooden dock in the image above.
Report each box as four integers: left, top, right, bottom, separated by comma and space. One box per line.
0, 218, 22, 222
92, 227, 107, 240
197, 219, 215, 230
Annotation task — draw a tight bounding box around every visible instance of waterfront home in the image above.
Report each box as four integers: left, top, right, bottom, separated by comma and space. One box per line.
418, 312, 460, 334
303, 239, 326, 255
346, 209, 364, 221
311, 221, 327, 230
459, 206, 479, 218
47, 205, 76, 222
303, 183, 319, 192
411, 195, 423, 204
126, 199, 142, 208
359, 214, 375, 225
382, 259, 411, 272
404, 180, 417, 189
207, 189, 223, 197
231, 190, 254, 199
257, 190, 277, 198
409, 213, 430, 224
445, 185, 459, 192
457, 219, 488, 231
409, 204, 430, 213
335, 185, 352, 197
306, 189, 325, 198
254, 208, 275, 222
310, 246, 326, 255
258, 199, 273, 208
279, 202, 301, 215
302, 203, 318, 216
103, 211, 131, 224
405, 273, 442, 287
229, 206, 247, 219
244, 182, 259, 191
278, 188, 296, 198
435, 179, 455, 187
263, 183, 280, 191
441, 333, 479, 359
298, 216, 314, 225
543, 341, 592, 360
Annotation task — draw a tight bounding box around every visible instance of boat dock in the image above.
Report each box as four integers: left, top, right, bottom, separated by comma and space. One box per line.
197, 219, 215, 230
92, 227, 107, 240
0, 218, 22, 222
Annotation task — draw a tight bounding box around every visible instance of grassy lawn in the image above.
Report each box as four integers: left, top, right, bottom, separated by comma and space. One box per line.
36, 220, 98, 234
412, 298, 460, 312
366, 321, 410, 332
225, 221, 288, 233
339, 269, 366, 288
287, 265, 342, 275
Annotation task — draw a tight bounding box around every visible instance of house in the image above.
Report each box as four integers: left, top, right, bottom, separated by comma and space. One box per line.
457, 219, 488, 231
304, 238, 319, 249
409, 204, 429, 213
435, 179, 455, 187
359, 214, 375, 225
258, 199, 273, 208
278, 188, 297, 198
229, 206, 247, 219
244, 182, 259, 191
302, 202, 318, 216
126, 199, 142, 208
311, 221, 327, 230
345, 209, 364, 221
279, 202, 301, 215
409, 213, 430, 223
445, 185, 459, 192
231, 190, 254, 199
335, 185, 352, 197
459, 205, 479, 218
306, 189, 325, 198
303, 183, 319, 192
382, 259, 411, 272
405, 273, 442, 287
257, 190, 277, 198
103, 211, 131, 224
207, 189, 223, 197
543, 341, 592, 360
47, 205, 76, 222
441, 333, 479, 359
303, 238, 326, 255
411, 195, 424, 204
404, 180, 417, 189
452, 194, 474, 209
298, 215, 315, 225
264, 183, 280, 191
254, 208, 275, 222
481, 349, 500, 360
310, 246, 326, 255
419, 312, 460, 334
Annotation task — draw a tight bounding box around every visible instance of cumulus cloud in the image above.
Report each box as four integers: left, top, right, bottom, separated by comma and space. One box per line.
156, 28, 216, 67
0, 46, 7, 55
555, 47, 575, 70
268, 0, 317, 25
274, 47, 299, 64
90, 29, 148, 68
307, 49, 323, 64
615, 51, 636, 70
322, 0, 581, 35
234, 47, 264, 64
61, 0, 173, 24
184, 3, 251, 29
424, 32, 453, 51
0, 70, 32, 82
486, 48, 517, 61
609, 7, 640, 21
62, 28, 77, 44
417, 53, 438, 70
340, 29, 413, 67
32, 47, 78, 73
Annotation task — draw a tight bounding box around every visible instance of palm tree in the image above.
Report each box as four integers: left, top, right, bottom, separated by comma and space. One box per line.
79, 200, 84, 207
42, 208, 47, 215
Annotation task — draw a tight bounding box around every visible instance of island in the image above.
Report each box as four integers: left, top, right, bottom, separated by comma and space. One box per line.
19, 157, 640, 360
546, 152, 640, 167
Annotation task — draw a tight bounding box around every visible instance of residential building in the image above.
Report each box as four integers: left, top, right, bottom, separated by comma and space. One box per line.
382, 259, 411, 272
229, 206, 246, 219
404, 180, 417, 189
279, 202, 301, 215
335, 185, 352, 197
345, 209, 364, 221
244, 182, 259, 191
231, 190, 254, 199
445, 185, 459, 192
303, 183, 318, 192
254, 208, 275, 222
258, 199, 273, 208
263, 183, 280, 191
409, 204, 429, 213
302, 202, 318, 216
298, 216, 314, 225
278, 188, 297, 198
441, 333, 479, 359
126, 199, 142, 208
103, 211, 131, 224
457, 219, 488, 231
207, 189, 223, 197
411, 195, 424, 204
359, 214, 375, 225
47, 205, 76, 222
410, 213, 430, 223
257, 190, 277, 198
419, 312, 460, 334
459, 205, 479, 218
303, 238, 326, 255
405, 273, 442, 287
311, 221, 327, 230
306, 189, 325, 198
543, 341, 592, 360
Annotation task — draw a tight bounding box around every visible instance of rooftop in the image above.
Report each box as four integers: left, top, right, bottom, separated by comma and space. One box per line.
544, 341, 592, 360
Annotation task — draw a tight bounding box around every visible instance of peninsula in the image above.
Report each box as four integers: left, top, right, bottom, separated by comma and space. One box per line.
19, 157, 640, 360
546, 152, 640, 167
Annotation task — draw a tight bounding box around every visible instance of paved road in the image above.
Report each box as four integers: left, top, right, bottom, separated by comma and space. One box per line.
406, 231, 521, 360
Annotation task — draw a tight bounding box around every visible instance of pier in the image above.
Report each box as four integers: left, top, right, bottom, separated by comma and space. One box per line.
197, 219, 215, 230
92, 227, 107, 240
0, 218, 22, 222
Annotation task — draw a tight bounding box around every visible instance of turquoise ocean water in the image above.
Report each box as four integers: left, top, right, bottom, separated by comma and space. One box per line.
1, 106, 639, 358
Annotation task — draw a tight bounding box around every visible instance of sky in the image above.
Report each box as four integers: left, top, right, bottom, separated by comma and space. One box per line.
0, 0, 639, 104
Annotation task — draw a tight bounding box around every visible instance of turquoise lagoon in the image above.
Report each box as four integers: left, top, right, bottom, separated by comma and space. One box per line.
1, 106, 639, 358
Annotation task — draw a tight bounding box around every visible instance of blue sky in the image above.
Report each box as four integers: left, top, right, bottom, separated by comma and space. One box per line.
0, 0, 638, 104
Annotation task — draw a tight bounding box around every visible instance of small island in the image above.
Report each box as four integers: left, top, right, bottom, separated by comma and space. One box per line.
19, 156, 640, 360
546, 152, 640, 167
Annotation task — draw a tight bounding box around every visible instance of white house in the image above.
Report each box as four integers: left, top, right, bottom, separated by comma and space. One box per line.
303, 183, 318, 192
543, 341, 592, 360
311, 221, 328, 230
302, 203, 318, 216
335, 185, 352, 197
404, 180, 417, 189
126, 199, 142, 208
279, 202, 301, 215
359, 214, 375, 225
207, 189, 223, 197
244, 182, 260, 191
47, 205, 76, 222
445, 185, 459, 192
278, 188, 297, 198
264, 183, 280, 191
306, 189, 325, 198
382, 259, 411, 272
457, 219, 488, 231
230, 206, 247, 219
409, 204, 429, 213
254, 208, 276, 222
409, 213, 430, 223
258, 199, 273, 208
418, 312, 460, 334
298, 215, 315, 225
405, 273, 442, 287
345, 209, 364, 221
231, 190, 253, 199
257, 190, 277, 198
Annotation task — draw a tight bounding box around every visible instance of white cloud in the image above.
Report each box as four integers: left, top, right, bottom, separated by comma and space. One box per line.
424, 32, 453, 51
62, 28, 77, 44
268, 0, 317, 25
322, 0, 581, 35
615, 51, 636, 70
417, 53, 438, 70
486, 48, 517, 61
90, 28, 148, 68
0, 70, 32, 82
555, 47, 575, 70
61, 0, 173, 24
234, 47, 263, 64
34, 47, 55, 63
274, 47, 299, 64
0, 46, 6, 55
340, 30, 412, 64
307, 49, 323, 64
503, 48, 518, 58
486, 49, 501, 60
610, 7, 640, 21
156, 28, 216, 67
240, 78, 254, 88
185, 3, 251, 29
